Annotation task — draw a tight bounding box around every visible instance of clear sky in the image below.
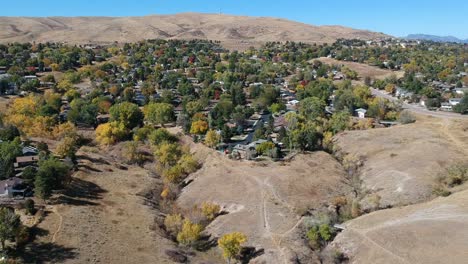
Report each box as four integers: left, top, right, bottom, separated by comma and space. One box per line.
1, 0, 467, 39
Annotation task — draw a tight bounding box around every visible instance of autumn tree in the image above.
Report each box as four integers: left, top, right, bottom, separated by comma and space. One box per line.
190, 120, 209, 135
95, 121, 128, 145
55, 134, 80, 161
218, 232, 247, 264
205, 130, 221, 148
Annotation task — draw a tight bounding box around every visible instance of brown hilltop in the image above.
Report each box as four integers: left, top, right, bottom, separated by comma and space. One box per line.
0, 12, 388, 49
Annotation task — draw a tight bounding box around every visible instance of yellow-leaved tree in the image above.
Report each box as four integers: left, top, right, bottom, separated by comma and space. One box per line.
95, 121, 128, 145
205, 130, 221, 148
190, 120, 208, 135
218, 232, 247, 264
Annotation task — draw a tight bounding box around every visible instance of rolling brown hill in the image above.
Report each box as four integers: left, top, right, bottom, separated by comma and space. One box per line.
0, 13, 388, 49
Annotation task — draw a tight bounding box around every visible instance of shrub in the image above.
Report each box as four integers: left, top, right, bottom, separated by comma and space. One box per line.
148, 128, 178, 146
398, 110, 416, 124
318, 224, 334, 242
164, 214, 184, 237
176, 219, 203, 246
218, 232, 247, 263
201, 202, 221, 221
24, 199, 35, 215
255, 141, 276, 156
306, 226, 320, 249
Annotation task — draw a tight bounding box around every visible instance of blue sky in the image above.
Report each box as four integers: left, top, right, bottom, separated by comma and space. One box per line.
2, 0, 467, 39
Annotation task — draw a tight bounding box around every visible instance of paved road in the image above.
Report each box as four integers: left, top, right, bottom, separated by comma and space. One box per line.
371, 89, 468, 120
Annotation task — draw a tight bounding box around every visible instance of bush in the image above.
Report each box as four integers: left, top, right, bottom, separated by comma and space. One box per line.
255, 141, 276, 156
164, 214, 184, 237
176, 219, 203, 246
201, 202, 220, 220
148, 128, 178, 146
306, 226, 320, 249
307, 223, 336, 250
398, 110, 416, 124
24, 199, 35, 215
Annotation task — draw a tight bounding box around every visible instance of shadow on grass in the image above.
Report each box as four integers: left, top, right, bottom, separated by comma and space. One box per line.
76, 154, 110, 165
14, 227, 78, 263
53, 178, 107, 206
18, 242, 78, 263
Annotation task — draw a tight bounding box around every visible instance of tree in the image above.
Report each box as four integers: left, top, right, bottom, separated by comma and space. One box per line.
218, 232, 247, 264
0, 125, 20, 141
190, 120, 209, 135
35, 157, 70, 200
143, 102, 175, 126
0, 208, 21, 250
299, 97, 326, 120
109, 102, 143, 129
290, 123, 321, 151
55, 134, 79, 161
56, 79, 74, 91
269, 103, 286, 114
67, 99, 98, 126
95, 121, 129, 145
176, 219, 203, 246
329, 111, 351, 134
154, 142, 182, 168
0, 138, 22, 179
454, 94, 468, 114
205, 130, 221, 148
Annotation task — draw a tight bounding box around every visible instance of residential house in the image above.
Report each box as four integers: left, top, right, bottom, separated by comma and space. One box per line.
440, 102, 453, 111
0, 177, 29, 198
22, 146, 38, 156
455, 88, 468, 95
355, 108, 367, 119
449, 98, 462, 106
14, 156, 39, 170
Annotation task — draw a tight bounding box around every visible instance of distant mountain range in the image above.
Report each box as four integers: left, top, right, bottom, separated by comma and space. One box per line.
405, 34, 468, 44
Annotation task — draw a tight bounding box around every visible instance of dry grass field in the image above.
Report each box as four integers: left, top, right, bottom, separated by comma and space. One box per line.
20, 149, 175, 264
334, 116, 468, 208
178, 139, 350, 263
317, 57, 405, 81
330, 189, 468, 264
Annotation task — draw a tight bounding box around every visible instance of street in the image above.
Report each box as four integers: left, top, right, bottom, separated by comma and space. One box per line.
371, 88, 468, 120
